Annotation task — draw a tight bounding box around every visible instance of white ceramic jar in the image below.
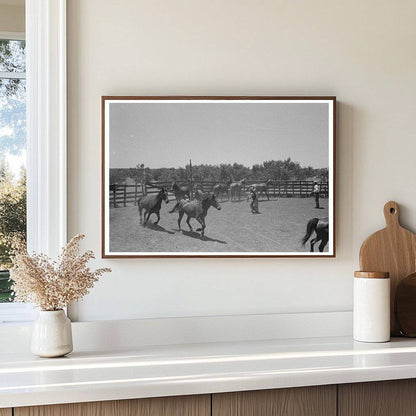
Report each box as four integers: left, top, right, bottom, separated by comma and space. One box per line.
31, 310, 73, 357
353, 271, 390, 343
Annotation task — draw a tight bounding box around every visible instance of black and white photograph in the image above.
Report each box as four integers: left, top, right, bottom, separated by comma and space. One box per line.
102, 97, 335, 257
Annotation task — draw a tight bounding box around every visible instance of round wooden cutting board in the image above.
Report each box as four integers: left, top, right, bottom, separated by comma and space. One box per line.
359, 201, 416, 335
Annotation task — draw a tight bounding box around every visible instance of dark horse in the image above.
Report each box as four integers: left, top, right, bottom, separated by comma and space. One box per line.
171, 192, 221, 236
171, 182, 191, 201
301, 218, 329, 252
137, 188, 169, 226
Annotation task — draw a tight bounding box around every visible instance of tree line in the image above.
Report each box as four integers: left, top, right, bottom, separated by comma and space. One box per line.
0, 160, 26, 271
110, 158, 328, 185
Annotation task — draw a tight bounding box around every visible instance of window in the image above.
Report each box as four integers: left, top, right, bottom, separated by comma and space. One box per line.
0, 2, 67, 323
0, 35, 33, 322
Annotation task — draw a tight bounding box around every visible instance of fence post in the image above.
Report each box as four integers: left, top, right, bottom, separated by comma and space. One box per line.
113, 186, 117, 208
189, 159, 194, 198
141, 165, 147, 196
134, 183, 138, 205
123, 185, 127, 207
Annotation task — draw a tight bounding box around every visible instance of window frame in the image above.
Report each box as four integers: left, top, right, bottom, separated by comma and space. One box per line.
0, 31, 25, 41
0, 0, 67, 323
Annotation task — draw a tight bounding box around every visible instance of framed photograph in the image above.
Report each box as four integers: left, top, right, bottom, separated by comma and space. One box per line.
102, 96, 335, 258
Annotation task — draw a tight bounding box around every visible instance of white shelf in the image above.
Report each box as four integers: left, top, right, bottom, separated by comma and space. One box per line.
1, 336, 416, 408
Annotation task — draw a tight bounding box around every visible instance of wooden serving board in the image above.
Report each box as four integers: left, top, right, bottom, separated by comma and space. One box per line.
359, 201, 416, 335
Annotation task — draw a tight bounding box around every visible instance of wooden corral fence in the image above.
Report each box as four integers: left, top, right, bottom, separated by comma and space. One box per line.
109, 181, 329, 208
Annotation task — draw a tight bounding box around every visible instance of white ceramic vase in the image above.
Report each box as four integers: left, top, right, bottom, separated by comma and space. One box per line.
31, 310, 73, 358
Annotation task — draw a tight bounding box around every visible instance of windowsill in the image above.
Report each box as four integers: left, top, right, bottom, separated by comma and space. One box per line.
1, 336, 416, 408
0, 303, 35, 324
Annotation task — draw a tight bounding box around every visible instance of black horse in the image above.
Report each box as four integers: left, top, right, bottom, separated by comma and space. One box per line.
301, 218, 329, 252
170, 192, 221, 236
171, 182, 191, 201
137, 188, 169, 226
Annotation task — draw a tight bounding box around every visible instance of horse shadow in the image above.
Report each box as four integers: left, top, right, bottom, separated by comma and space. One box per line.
144, 223, 175, 235
174, 229, 227, 244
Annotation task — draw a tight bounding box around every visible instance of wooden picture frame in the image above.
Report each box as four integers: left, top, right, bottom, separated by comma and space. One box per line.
102, 96, 336, 258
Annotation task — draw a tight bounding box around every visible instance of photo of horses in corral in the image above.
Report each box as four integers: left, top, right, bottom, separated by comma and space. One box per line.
102, 97, 335, 257
109, 193, 329, 253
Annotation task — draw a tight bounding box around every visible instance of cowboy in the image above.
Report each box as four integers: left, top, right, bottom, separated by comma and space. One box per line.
313, 181, 320, 208
248, 188, 259, 214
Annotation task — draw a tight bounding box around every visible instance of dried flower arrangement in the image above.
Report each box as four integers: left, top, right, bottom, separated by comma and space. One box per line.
10, 235, 111, 311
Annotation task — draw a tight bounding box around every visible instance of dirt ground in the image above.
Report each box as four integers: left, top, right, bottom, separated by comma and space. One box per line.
109, 196, 329, 253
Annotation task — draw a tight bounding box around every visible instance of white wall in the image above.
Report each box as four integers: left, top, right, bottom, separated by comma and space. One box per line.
67, 0, 416, 321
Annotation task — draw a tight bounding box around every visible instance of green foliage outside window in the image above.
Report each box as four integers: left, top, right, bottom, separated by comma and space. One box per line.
0, 39, 27, 302
0, 163, 26, 302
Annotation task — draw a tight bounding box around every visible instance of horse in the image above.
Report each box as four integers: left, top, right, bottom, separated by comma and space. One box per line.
169, 189, 204, 215
137, 188, 169, 226
194, 188, 205, 200
229, 179, 246, 201
248, 179, 272, 200
171, 182, 191, 202
213, 180, 231, 200
170, 192, 221, 236
301, 218, 329, 252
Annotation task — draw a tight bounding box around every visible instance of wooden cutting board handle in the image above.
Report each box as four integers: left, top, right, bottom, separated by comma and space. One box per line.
359, 201, 416, 336
383, 201, 400, 228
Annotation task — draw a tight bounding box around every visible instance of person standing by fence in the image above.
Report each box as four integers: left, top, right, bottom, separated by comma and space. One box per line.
313, 181, 320, 209
248, 188, 259, 214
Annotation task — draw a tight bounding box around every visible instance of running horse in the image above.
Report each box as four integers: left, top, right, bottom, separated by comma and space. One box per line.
137, 188, 169, 226
301, 218, 329, 252
171, 182, 191, 202
213, 179, 231, 200
171, 192, 221, 236
228, 179, 246, 201
248, 179, 272, 200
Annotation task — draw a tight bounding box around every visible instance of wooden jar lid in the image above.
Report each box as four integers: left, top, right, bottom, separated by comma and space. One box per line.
354, 271, 390, 279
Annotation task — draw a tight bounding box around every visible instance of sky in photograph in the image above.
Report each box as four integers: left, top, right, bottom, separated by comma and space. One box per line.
109, 101, 330, 169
